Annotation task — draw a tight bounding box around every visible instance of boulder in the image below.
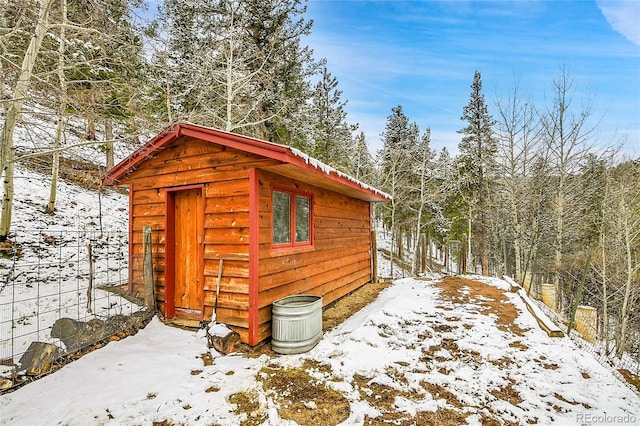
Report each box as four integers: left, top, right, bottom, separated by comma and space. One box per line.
18, 342, 59, 376
51, 318, 106, 352
51, 311, 154, 353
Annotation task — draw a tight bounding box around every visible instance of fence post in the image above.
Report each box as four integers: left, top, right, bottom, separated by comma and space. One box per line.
86, 242, 93, 313
371, 230, 378, 283
143, 226, 155, 312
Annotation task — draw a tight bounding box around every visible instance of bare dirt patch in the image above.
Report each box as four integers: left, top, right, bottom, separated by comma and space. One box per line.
421, 336, 481, 365
419, 380, 463, 408
354, 373, 426, 424
436, 276, 529, 336
490, 378, 523, 406
618, 369, 640, 393
508, 341, 529, 351
257, 361, 350, 426
490, 356, 515, 368
412, 408, 469, 425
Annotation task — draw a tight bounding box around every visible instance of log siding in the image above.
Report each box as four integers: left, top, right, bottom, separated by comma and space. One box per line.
103, 123, 389, 346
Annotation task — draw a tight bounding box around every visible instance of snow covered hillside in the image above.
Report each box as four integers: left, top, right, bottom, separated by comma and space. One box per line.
1, 110, 138, 380
2, 274, 638, 425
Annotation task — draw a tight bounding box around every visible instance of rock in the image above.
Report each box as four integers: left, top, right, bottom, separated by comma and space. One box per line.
50, 318, 78, 349
0, 378, 13, 389
51, 311, 154, 353
18, 342, 59, 376
51, 318, 106, 352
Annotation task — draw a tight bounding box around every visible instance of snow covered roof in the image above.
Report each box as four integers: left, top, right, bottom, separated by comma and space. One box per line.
102, 122, 390, 203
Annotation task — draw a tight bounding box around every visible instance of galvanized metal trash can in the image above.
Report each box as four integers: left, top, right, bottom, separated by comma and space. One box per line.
271, 294, 323, 354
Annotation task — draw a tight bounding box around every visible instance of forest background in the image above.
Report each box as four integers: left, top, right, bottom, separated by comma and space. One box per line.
1, 0, 638, 365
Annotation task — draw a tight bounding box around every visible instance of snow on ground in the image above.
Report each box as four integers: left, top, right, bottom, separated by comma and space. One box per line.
2, 108, 639, 424
0, 162, 135, 374
2, 273, 638, 425
2, 102, 139, 372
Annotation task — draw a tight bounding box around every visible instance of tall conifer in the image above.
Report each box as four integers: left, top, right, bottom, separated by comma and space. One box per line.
457, 71, 497, 275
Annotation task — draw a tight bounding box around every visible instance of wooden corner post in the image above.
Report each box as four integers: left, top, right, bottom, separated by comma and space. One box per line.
142, 225, 155, 312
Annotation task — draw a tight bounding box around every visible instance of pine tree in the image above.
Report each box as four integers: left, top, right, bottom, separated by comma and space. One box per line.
308, 66, 356, 172
457, 70, 497, 275
379, 105, 419, 275
155, 0, 318, 143
244, 0, 318, 143
350, 131, 375, 183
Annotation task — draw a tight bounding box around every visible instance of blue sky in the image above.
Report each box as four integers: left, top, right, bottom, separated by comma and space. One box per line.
304, 0, 640, 157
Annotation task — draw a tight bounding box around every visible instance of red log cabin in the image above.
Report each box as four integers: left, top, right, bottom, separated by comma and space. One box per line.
102, 122, 390, 345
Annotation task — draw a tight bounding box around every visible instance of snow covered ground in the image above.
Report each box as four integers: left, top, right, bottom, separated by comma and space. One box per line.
2, 272, 638, 425
2, 107, 638, 424
1, 119, 137, 376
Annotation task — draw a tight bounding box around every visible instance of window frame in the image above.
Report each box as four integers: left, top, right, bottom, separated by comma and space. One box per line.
271, 186, 313, 250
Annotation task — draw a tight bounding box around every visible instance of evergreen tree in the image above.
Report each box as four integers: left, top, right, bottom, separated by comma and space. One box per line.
379, 105, 419, 275
244, 0, 318, 144
308, 66, 356, 172
457, 70, 497, 275
350, 131, 375, 183
155, 0, 318, 143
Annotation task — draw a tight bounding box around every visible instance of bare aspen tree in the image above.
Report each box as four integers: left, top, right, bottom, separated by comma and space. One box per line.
0, 0, 55, 240
411, 129, 435, 274
613, 165, 640, 355
46, 0, 67, 214
104, 119, 114, 169
539, 67, 597, 289
592, 167, 613, 353
494, 76, 540, 282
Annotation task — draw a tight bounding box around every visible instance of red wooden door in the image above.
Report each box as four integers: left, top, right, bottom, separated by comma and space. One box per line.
173, 188, 203, 319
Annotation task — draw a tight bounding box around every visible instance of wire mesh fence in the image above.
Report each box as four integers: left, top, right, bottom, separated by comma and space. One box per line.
524, 278, 640, 379
0, 229, 145, 387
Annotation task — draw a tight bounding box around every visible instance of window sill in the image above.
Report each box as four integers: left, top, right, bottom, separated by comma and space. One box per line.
269, 244, 315, 257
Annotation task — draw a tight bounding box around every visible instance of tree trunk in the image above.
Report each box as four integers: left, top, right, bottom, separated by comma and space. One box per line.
461, 236, 467, 274
46, 0, 67, 215
427, 229, 433, 271
0, 0, 55, 240
467, 215, 472, 273
617, 208, 636, 356
46, 109, 63, 214
553, 178, 566, 289
86, 115, 96, 140
105, 119, 114, 169
481, 222, 489, 276
600, 230, 610, 353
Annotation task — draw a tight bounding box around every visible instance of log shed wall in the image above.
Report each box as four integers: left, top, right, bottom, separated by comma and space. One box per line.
124, 136, 279, 343
253, 169, 373, 344
104, 123, 389, 346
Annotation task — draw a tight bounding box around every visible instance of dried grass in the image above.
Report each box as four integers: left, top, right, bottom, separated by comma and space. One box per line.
257, 364, 350, 426
227, 390, 267, 426
323, 282, 390, 331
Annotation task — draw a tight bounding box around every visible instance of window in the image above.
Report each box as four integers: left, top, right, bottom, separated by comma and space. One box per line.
272, 189, 312, 247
